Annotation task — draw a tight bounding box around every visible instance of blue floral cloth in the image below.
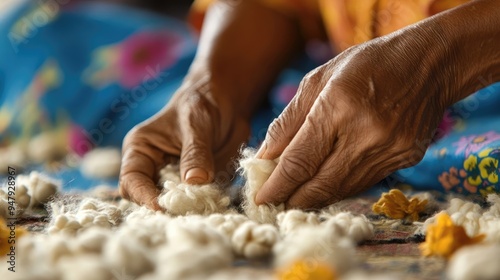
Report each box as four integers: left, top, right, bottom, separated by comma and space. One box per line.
1, 1, 499, 195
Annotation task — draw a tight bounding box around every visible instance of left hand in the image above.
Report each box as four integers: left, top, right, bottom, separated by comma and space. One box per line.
254, 27, 454, 209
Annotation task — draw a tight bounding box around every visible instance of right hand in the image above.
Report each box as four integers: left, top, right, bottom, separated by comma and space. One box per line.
119, 77, 250, 210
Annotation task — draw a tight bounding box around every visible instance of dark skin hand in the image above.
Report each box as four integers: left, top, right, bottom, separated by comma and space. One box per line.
121, 0, 499, 210
255, 0, 500, 209
119, 0, 302, 210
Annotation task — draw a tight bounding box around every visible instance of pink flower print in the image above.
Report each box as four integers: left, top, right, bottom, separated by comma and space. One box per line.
69, 125, 93, 156
433, 110, 455, 141
277, 85, 298, 105
118, 31, 181, 88
454, 131, 500, 156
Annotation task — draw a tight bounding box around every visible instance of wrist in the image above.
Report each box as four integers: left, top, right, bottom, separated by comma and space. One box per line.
420, 0, 500, 107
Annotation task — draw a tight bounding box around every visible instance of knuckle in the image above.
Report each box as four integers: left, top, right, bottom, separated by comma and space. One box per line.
118, 183, 130, 200
181, 144, 211, 167
266, 118, 285, 144
279, 156, 316, 185
301, 185, 331, 208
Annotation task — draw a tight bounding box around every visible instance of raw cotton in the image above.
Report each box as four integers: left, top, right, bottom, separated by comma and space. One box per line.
27, 130, 68, 163
418, 194, 500, 242
157, 164, 230, 215
0, 144, 27, 173
0, 171, 59, 218
231, 220, 280, 259
321, 212, 374, 244
273, 222, 357, 276
239, 148, 285, 224
80, 148, 122, 179
420, 213, 485, 259
277, 210, 320, 235
48, 198, 122, 235
447, 244, 500, 280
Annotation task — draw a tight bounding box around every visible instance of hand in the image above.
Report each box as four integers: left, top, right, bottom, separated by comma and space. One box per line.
254, 27, 453, 209
119, 77, 250, 210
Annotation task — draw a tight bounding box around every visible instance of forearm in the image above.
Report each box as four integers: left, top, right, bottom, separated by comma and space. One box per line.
184, 0, 303, 119
424, 0, 500, 106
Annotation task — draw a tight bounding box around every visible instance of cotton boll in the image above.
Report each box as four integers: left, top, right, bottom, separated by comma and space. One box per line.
27, 131, 68, 163
447, 244, 500, 280
0, 144, 27, 172
153, 221, 233, 279
484, 194, 500, 218
232, 220, 279, 259
14, 184, 31, 210
123, 214, 170, 248
17, 234, 72, 278
450, 211, 483, 237
158, 164, 182, 184
239, 148, 284, 224
73, 227, 111, 254
80, 148, 121, 179
206, 268, 275, 280
57, 255, 112, 280
104, 228, 156, 277
447, 198, 482, 215
0, 198, 8, 219
18, 171, 60, 207
158, 180, 230, 216
273, 223, 357, 276
341, 271, 400, 280
206, 213, 249, 238
277, 210, 320, 235
48, 198, 122, 235
322, 212, 374, 243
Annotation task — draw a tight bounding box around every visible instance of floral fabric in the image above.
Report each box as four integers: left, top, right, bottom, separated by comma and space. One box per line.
0, 1, 499, 195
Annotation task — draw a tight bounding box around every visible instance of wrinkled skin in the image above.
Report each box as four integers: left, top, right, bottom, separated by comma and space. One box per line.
254, 39, 447, 209
119, 78, 250, 210
120, 0, 499, 210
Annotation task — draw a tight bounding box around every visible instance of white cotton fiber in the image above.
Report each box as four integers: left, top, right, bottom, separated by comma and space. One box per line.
157, 164, 230, 215
27, 130, 68, 163
48, 198, 122, 235
322, 212, 374, 243
419, 195, 500, 242
239, 148, 285, 224
57, 255, 112, 280
206, 213, 249, 238
231, 220, 280, 259
273, 223, 357, 275
18, 171, 60, 207
0, 171, 59, 218
277, 210, 320, 235
447, 244, 500, 280
0, 144, 27, 173
104, 227, 157, 277
80, 147, 122, 179
149, 221, 233, 279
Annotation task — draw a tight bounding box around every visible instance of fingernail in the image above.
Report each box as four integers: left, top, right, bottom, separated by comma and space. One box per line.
185, 168, 209, 184
255, 141, 267, 159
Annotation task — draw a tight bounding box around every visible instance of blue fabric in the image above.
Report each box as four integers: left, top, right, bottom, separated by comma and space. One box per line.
1, 1, 499, 196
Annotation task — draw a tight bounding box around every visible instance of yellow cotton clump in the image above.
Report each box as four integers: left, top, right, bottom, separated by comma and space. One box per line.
278, 260, 336, 280
420, 213, 485, 259
0, 218, 27, 256
372, 189, 427, 221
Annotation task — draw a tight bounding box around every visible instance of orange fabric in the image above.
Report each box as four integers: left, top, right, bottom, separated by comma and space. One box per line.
189, 0, 469, 52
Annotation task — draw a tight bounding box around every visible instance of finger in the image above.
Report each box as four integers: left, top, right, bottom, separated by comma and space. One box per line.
257, 66, 329, 160
213, 118, 251, 185
255, 102, 336, 205
120, 142, 164, 211
284, 138, 361, 209
179, 101, 216, 185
